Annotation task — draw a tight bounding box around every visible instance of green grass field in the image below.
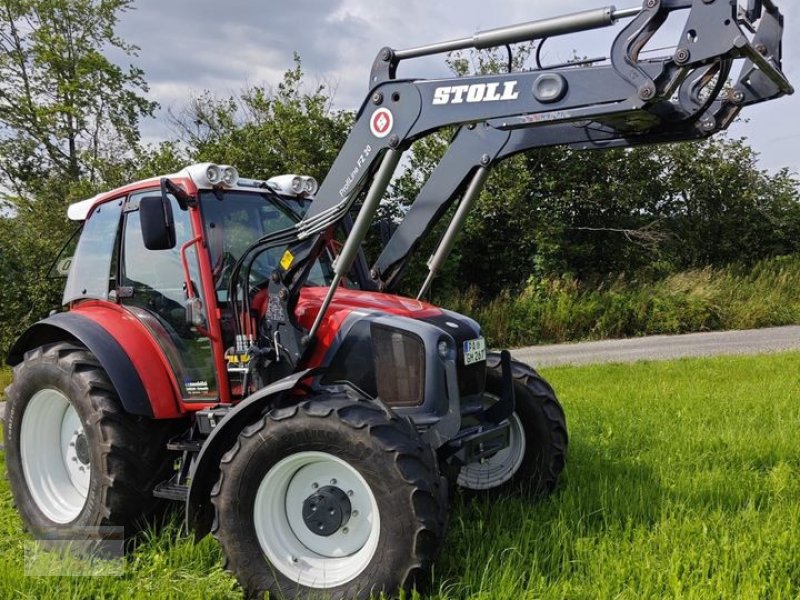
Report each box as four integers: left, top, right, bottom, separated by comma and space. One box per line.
0, 352, 798, 599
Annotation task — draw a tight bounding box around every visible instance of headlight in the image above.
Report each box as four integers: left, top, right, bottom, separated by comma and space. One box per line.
372, 324, 425, 407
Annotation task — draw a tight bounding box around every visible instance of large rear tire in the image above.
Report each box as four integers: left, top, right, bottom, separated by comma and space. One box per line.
457, 353, 568, 494
211, 395, 448, 600
4, 342, 182, 540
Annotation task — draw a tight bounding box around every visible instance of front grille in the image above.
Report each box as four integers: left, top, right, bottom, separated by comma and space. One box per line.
372, 324, 425, 407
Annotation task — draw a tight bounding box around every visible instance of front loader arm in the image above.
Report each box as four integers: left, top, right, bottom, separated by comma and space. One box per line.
235, 0, 791, 367
369, 61, 733, 293
370, 2, 789, 295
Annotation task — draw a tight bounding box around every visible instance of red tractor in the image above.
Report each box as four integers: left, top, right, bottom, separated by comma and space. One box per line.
3, 1, 790, 598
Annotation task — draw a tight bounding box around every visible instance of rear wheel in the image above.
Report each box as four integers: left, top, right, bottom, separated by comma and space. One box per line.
211, 395, 448, 600
4, 342, 182, 540
457, 353, 568, 494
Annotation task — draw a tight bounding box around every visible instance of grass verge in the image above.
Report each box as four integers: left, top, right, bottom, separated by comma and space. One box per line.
444, 255, 800, 347
0, 352, 798, 598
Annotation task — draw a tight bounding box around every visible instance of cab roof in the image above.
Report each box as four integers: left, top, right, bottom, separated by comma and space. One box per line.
66, 164, 318, 221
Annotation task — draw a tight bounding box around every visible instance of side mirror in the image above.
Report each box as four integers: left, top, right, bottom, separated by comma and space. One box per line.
140, 195, 176, 250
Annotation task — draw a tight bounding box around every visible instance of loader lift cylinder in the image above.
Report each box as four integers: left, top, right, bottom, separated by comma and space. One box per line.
393, 6, 640, 61
308, 148, 403, 339
417, 166, 490, 300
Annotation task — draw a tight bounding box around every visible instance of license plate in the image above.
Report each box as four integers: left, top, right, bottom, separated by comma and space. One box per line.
462, 337, 486, 366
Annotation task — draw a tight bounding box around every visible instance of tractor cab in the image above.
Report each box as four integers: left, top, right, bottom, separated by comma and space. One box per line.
57, 163, 341, 404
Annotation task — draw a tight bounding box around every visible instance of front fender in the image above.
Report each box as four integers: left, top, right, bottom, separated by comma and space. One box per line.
186, 368, 323, 537
8, 312, 159, 417
7, 303, 183, 418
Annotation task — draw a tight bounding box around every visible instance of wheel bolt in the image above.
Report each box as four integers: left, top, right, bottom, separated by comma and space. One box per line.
311, 482, 318, 489
71, 457, 78, 462
292, 556, 298, 563
69, 442, 75, 447
342, 527, 349, 534
330, 478, 337, 485
347, 490, 354, 497
352, 510, 359, 517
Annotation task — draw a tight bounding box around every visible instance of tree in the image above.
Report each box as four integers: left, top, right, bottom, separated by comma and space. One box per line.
171, 55, 353, 184
0, 0, 156, 353
0, 0, 156, 198
654, 138, 800, 268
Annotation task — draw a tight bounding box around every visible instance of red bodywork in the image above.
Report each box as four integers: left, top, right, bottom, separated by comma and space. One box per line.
70, 181, 444, 417
253, 286, 443, 368
71, 302, 185, 419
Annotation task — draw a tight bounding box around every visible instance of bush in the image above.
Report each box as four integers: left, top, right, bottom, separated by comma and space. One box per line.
442, 255, 800, 348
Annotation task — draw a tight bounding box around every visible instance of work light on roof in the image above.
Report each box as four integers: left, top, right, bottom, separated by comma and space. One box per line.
221, 166, 239, 186
267, 174, 319, 198
291, 176, 303, 195
183, 163, 240, 188
206, 164, 221, 185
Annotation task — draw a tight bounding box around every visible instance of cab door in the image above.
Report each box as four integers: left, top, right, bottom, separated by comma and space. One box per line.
119, 190, 218, 401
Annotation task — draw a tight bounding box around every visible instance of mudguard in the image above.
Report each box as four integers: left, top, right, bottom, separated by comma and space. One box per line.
186, 368, 324, 536
7, 303, 183, 419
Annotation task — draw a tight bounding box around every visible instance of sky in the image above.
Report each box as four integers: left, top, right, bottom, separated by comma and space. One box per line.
115, 0, 800, 174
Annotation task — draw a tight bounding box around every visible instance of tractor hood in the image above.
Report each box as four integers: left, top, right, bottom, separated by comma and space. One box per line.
294, 287, 443, 325
293, 287, 483, 382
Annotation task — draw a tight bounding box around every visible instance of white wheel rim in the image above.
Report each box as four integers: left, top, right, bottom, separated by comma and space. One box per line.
20, 389, 90, 523
457, 411, 526, 490
253, 451, 380, 589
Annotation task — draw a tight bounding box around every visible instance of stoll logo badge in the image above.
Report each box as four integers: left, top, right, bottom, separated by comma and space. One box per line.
370, 108, 394, 138
432, 81, 519, 105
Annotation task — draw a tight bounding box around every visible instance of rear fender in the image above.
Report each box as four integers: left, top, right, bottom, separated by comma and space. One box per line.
186, 368, 323, 537
7, 305, 183, 419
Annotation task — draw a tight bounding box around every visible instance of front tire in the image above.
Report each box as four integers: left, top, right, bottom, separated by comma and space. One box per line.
457, 353, 568, 494
211, 395, 448, 600
4, 342, 182, 540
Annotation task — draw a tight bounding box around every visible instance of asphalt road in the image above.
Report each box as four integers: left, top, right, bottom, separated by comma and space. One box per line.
510, 325, 800, 368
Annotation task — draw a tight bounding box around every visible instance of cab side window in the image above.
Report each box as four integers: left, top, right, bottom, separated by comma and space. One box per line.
63, 199, 124, 305
122, 194, 195, 307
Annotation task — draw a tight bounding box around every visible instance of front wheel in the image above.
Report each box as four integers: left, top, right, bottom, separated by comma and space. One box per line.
4, 342, 182, 539
211, 396, 448, 600
457, 353, 568, 494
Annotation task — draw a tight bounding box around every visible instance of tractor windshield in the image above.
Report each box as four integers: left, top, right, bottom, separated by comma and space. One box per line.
199, 190, 334, 300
